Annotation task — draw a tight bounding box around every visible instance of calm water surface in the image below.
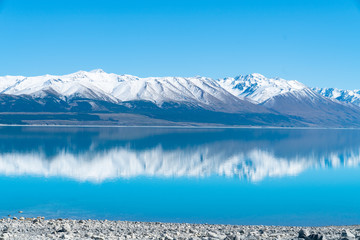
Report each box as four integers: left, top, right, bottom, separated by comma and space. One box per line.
0, 126, 360, 226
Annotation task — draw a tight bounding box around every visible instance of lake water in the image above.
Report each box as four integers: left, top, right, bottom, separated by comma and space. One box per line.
0, 126, 360, 226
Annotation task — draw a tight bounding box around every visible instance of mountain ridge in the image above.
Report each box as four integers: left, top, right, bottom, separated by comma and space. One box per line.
313, 87, 360, 107
0, 70, 359, 127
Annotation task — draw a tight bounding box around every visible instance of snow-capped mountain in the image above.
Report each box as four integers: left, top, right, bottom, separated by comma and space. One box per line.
313, 87, 360, 107
217, 73, 307, 104
218, 73, 360, 126
0, 69, 263, 114
0, 69, 360, 127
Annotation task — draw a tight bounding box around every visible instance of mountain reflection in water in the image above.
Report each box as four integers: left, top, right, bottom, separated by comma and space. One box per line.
0, 127, 359, 182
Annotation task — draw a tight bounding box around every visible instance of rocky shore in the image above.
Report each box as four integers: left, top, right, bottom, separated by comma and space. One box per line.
0, 217, 360, 240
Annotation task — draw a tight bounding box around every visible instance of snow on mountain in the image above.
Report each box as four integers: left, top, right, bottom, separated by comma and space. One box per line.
1, 70, 360, 127
313, 87, 360, 107
0, 70, 263, 113
217, 73, 360, 127
217, 73, 307, 104
0, 71, 321, 109
260, 87, 360, 127
0, 70, 126, 103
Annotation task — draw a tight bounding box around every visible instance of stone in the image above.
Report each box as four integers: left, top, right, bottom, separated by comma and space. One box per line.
2, 226, 9, 233
299, 229, 310, 239
0, 233, 9, 240
244, 235, 258, 240
57, 223, 71, 233
0, 218, 359, 240
308, 233, 324, 240
91, 236, 105, 240
341, 229, 356, 240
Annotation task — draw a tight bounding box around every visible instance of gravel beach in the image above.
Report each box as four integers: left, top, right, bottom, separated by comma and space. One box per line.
0, 218, 359, 240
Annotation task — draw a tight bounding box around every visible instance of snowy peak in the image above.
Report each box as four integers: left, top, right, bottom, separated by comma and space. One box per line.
89, 69, 105, 74
218, 73, 307, 103
314, 87, 360, 107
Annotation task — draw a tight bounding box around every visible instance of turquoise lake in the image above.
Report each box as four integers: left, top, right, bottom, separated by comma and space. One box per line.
0, 126, 360, 226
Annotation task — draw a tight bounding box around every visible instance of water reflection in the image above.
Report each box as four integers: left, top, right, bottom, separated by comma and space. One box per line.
0, 127, 359, 182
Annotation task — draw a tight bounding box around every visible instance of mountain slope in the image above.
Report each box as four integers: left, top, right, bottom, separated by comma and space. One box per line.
219, 74, 360, 127
261, 88, 360, 127
0, 70, 299, 126
0, 70, 360, 127
0, 70, 267, 114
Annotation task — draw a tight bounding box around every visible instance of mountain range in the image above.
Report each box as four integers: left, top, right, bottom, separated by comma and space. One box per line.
0, 69, 359, 127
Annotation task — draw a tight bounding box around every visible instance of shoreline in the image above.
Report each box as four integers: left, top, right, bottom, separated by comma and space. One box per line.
1, 123, 360, 130
0, 218, 359, 240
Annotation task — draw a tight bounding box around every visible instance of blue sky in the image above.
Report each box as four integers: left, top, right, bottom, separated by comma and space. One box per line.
0, 0, 359, 89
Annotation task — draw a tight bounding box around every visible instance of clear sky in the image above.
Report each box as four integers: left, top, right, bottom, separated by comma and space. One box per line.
0, 0, 359, 89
